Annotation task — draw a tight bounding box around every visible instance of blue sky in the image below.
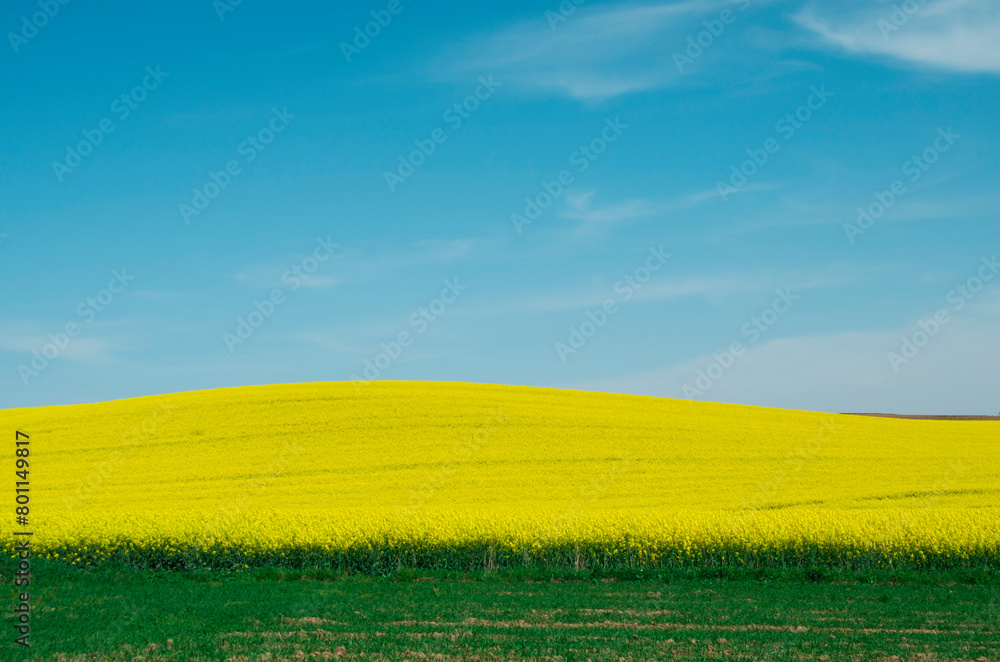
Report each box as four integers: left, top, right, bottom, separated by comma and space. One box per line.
1, 0, 998, 413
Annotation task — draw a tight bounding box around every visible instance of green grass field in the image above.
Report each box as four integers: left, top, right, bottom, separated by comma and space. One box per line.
4, 561, 999, 661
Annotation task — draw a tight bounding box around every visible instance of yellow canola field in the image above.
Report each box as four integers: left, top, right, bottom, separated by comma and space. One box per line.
2, 381, 998, 570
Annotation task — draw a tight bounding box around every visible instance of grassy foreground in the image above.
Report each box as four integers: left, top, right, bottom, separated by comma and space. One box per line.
2, 381, 999, 571
3, 561, 999, 661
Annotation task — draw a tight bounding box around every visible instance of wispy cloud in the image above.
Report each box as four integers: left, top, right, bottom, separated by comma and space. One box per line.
576, 292, 1000, 414
464, 265, 852, 317
796, 0, 1000, 74
438, 0, 741, 100
561, 191, 662, 225
159, 108, 258, 128
233, 238, 484, 289
233, 268, 342, 290
578, 318, 1000, 414
293, 332, 364, 355
0, 331, 119, 363
484, 276, 745, 315
558, 186, 779, 236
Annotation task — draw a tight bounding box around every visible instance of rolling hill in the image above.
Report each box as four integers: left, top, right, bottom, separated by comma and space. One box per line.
3, 381, 998, 570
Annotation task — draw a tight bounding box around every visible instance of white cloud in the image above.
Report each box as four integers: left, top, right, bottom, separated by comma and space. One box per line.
487, 276, 744, 315
233, 265, 343, 290
234, 238, 484, 288
796, 0, 1000, 74
556, 186, 784, 238
0, 332, 118, 364
463, 265, 852, 316
688, 181, 786, 204
561, 191, 662, 226
438, 0, 745, 100
577, 293, 1000, 415
294, 332, 363, 355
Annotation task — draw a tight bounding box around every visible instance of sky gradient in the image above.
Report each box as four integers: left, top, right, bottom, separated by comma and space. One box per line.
2, 0, 998, 414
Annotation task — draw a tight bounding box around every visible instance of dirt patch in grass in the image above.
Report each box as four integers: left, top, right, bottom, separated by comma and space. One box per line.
374, 617, 813, 633
278, 615, 972, 637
